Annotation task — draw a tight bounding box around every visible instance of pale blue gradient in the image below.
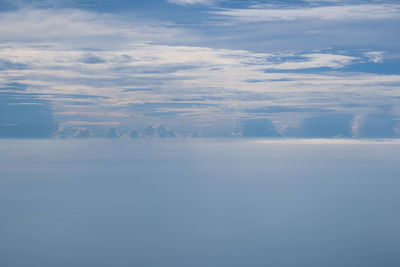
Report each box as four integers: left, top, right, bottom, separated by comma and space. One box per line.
1, 140, 400, 267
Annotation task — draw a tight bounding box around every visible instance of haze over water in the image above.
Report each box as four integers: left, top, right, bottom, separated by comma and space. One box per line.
2, 0, 400, 266
1, 139, 399, 267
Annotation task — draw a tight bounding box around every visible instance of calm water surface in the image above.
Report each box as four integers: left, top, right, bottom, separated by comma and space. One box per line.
0, 139, 399, 267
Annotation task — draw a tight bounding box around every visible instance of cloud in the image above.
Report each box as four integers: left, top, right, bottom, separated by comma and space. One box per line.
2, 40, 399, 138
285, 114, 354, 138
129, 130, 139, 139
0, 0, 19, 11
266, 53, 357, 70
0, 81, 27, 91
167, 0, 214, 5
105, 127, 119, 138
0, 7, 192, 45
142, 126, 155, 137
355, 114, 398, 138
0, 8, 115, 42
364, 51, 384, 63
73, 127, 91, 138
81, 54, 106, 64
0, 92, 57, 138
0, 7, 399, 139
156, 125, 176, 138
213, 4, 400, 22
240, 119, 280, 138
0, 58, 29, 70
62, 121, 120, 126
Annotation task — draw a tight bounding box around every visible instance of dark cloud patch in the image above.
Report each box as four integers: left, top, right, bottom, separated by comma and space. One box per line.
267, 78, 293, 82
115, 54, 133, 63
123, 88, 156, 92
104, 75, 193, 88
246, 106, 332, 114
74, 128, 91, 139
0, 82, 28, 91
81, 55, 106, 64
264, 67, 334, 73
170, 96, 225, 101
58, 126, 77, 139
52, 93, 109, 99
190, 132, 206, 138
292, 113, 353, 138
357, 114, 398, 138
0, 91, 109, 100
156, 125, 176, 138
245, 78, 292, 83
0, 92, 57, 138
13, 92, 108, 107
105, 127, 119, 138
66, 76, 191, 90
146, 111, 186, 117
240, 119, 280, 137
129, 130, 139, 138
340, 103, 367, 108
0, 0, 17, 11
57, 100, 98, 106
129, 102, 216, 109
112, 64, 198, 75
127, 102, 216, 117
245, 79, 265, 83
0, 59, 29, 70
142, 125, 155, 137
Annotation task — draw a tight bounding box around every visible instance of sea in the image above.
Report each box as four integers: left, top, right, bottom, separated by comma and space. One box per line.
1, 139, 399, 267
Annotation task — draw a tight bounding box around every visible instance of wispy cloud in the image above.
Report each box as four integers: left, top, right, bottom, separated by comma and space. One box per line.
213, 4, 400, 22
1, 6, 399, 138
265, 54, 357, 70
364, 51, 384, 63
0, 7, 193, 45
167, 0, 214, 5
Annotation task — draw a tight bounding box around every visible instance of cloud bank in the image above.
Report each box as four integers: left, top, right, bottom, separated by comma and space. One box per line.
0, 2, 399, 138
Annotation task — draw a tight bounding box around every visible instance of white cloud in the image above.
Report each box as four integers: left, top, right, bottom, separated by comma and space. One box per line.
364, 51, 384, 63
167, 0, 214, 5
266, 54, 357, 70
3, 42, 398, 120
0, 8, 194, 45
1, 7, 399, 133
0, 8, 115, 40
351, 114, 364, 137
213, 4, 400, 22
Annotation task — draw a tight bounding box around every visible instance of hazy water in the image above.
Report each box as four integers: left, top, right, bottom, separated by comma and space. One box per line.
0, 139, 399, 267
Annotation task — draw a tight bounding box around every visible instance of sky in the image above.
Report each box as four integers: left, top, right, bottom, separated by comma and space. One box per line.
1, 0, 400, 138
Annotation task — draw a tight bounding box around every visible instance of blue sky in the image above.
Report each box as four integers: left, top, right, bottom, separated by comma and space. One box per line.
0, 0, 399, 138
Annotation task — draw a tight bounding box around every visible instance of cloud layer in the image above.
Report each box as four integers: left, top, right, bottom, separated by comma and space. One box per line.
168, 0, 213, 5
1, 2, 399, 138
213, 4, 400, 22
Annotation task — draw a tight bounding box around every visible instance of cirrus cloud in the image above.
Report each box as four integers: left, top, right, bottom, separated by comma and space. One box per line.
213, 4, 400, 22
